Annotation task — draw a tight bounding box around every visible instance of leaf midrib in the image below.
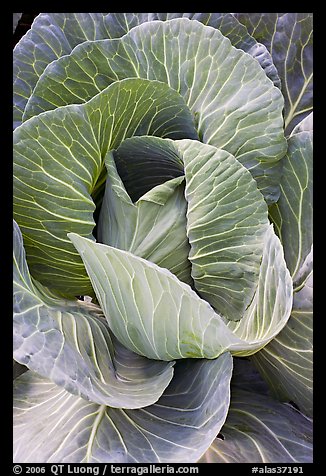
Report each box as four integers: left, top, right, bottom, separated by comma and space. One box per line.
85, 404, 106, 462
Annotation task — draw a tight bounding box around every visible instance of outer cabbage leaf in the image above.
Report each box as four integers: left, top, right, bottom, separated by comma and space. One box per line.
24, 18, 286, 203
13, 12, 115, 129
234, 13, 313, 135
13, 220, 174, 409
13, 12, 279, 129
199, 381, 312, 462
154, 13, 280, 86
252, 274, 313, 417
98, 147, 192, 285
269, 128, 313, 291
250, 117, 313, 416
13, 353, 233, 463
180, 139, 269, 321
69, 222, 292, 361
13, 78, 197, 295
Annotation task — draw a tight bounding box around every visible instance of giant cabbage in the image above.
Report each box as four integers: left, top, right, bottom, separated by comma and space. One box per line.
13, 12, 313, 463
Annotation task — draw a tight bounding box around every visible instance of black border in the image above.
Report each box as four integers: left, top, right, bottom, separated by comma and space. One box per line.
10, 7, 319, 473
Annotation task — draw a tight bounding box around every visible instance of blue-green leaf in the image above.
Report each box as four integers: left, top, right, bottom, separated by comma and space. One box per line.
252, 273, 313, 417
234, 13, 313, 135
200, 383, 312, 462
270, 126, 313, 290
13, 220, 174, 409
13, 353, 233, 463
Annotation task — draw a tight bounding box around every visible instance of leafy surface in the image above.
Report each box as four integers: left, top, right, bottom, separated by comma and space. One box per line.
13, 12, 279, 129
69, 223, 292, 361
180, 140, 269, 321
269, 128, 313, 290
100, 136, 271, 306
224, 224, 293, 356
113, 136, 184, 203
13, 13, 114, 129
157, 13, 280, 86
13, 220, 174, 408
252, 274, 313, 417
234, 13, 313, 134
12, 11, 313, 465
251, 116, 313, 415
24, 18, 286, 202
13, 78, 197, 295
13, 354, 232, 463
200, 386, 312, 462
98, 148, 192, 285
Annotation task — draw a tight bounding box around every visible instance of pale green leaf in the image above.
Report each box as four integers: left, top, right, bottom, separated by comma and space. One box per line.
98, 147, 192, 285
223, 224, 293, 356
13, 353, 233, 463
69, 224, 292, 361
155, 13, 280, 87
180, 139, 269, 321
13, 220, 174, 408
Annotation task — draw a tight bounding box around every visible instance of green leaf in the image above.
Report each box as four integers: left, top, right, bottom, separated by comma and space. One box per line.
224, 224, 293, 356
13, 353, 233, 463
13, 13, 119, 129
234, 13, 313, 135
24, 18, 286, 203
13, 220, 174, 408
98, 147, 192, 285
199, 385, 312, 463
13, 78, 197, 296
13, 13, 279, 129
69, 224, 292, 361
269, 127, 313, 289
155, 13, 280, 87
180, 140, 269, 321
70, 233, 231, 360
252, 273, 313, 417
251, 117, 313, 416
